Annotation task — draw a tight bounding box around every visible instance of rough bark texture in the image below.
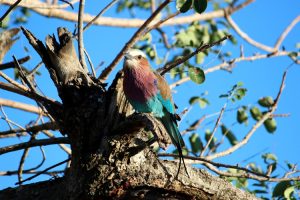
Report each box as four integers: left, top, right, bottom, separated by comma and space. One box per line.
0, 27, 259, 200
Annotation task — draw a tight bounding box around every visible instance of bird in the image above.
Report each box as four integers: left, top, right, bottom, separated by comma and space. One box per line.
122, 49, 189, 177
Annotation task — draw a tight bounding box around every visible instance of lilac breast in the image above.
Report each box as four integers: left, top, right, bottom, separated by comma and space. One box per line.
123, 68, 157, 103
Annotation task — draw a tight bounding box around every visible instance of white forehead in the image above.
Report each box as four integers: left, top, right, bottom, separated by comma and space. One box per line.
127, 49, 147, 58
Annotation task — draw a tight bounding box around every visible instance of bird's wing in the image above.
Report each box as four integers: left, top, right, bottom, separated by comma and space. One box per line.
153, 71, 175, 114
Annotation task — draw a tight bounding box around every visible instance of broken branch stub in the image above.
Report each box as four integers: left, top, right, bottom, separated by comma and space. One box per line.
21, 27, 93, 86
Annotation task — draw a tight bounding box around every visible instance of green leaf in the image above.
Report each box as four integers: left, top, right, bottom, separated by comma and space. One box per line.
221, 125, 238, 146
234, 88, 247, 100
189, 133, 203, 153
237, 108, 248, 124
176, 0, 192, 13
193, 0, 207, 14
273, 181, 292, 198
262, 153, 277, 164
196, 52, 206, 64
284, 186, 295, 199
250, 106, 263, 121
173, 148, 188, 156
189, 96, 209, 108
253, 190, 268, 194
264, 118, 277, 133
188, 66, 205, 84
258, 96, 274, 107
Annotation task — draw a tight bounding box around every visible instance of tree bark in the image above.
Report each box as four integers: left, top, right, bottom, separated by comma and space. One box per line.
0, 27, 259, 200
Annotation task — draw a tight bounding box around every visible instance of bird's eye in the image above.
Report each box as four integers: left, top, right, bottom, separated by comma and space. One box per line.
137, 55, 142, 60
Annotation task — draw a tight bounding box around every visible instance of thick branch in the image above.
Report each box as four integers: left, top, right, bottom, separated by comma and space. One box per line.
0, 0, 254, 27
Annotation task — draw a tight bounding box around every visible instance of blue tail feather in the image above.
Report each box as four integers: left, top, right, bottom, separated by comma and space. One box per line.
160, 113, 189, 177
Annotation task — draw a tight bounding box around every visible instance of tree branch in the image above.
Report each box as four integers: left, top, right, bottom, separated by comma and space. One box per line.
170, 51, 290, 89
0, 122, 58, 138
0, 0, 254, 28
206, 71, 287, 160
98, 0, 171, 81
159, 35, 232, 75
0, 137, 69, 155
77, 0, 88, 72
0, 0, 23, 23
0, 98, 44, 115
15, 158, 70, 185
225, 14, 274, 52
0, 81, 61, 107
274, 15, 300, 50
0, 56, 30, 70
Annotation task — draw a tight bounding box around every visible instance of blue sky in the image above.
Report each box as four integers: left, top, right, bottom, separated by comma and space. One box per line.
0, 0, 299, 191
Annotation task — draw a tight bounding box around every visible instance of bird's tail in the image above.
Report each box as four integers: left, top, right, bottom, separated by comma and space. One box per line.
160, 113, 189, 178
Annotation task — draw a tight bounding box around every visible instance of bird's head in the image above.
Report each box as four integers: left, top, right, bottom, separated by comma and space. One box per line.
123, 49, 150, 70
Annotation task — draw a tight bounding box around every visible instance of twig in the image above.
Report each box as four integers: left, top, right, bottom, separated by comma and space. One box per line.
0, 56, 30, 70
274, 15, 300, 50
225, 13, 274, 52
159, 153, 300, 182
15, 158, 70, 185
159, 35, 232, 75
145, 11, 180, 33
0, 105, 13, 129
0, 71, 28, 91
158, 153, 269, 178
0, 0, 23, 23
202, 162, 300, 182
0, 137, 69, 155
0, 122, 58, 138
0, 81, 61, 107
43, 130, 71, 155
206, 71, 287, 160
98, 0, 171, 81
201, 106, 226, 156
0, 169, 64, 176
155, 28, 171, 49
13, 56, 36, 92
181, 115, 206, 135
18, 132, 40, 183
83, 48, 96, 77
169, 51, 290, 89
77, 0, 88, 72
83, 0, 118, 32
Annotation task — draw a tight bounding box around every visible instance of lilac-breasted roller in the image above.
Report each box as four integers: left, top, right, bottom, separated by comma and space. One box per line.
123, 49, 189, 177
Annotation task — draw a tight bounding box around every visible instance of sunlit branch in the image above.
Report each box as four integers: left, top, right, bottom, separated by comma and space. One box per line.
0, 98, 44, 115
0, 81, 61, 107
0, 0, 254, 28
77, 0, 88, 72
274, 15, 300, 50
201, 106, 226, 157
169, 51, 290, 89
225, 13, 274, 52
